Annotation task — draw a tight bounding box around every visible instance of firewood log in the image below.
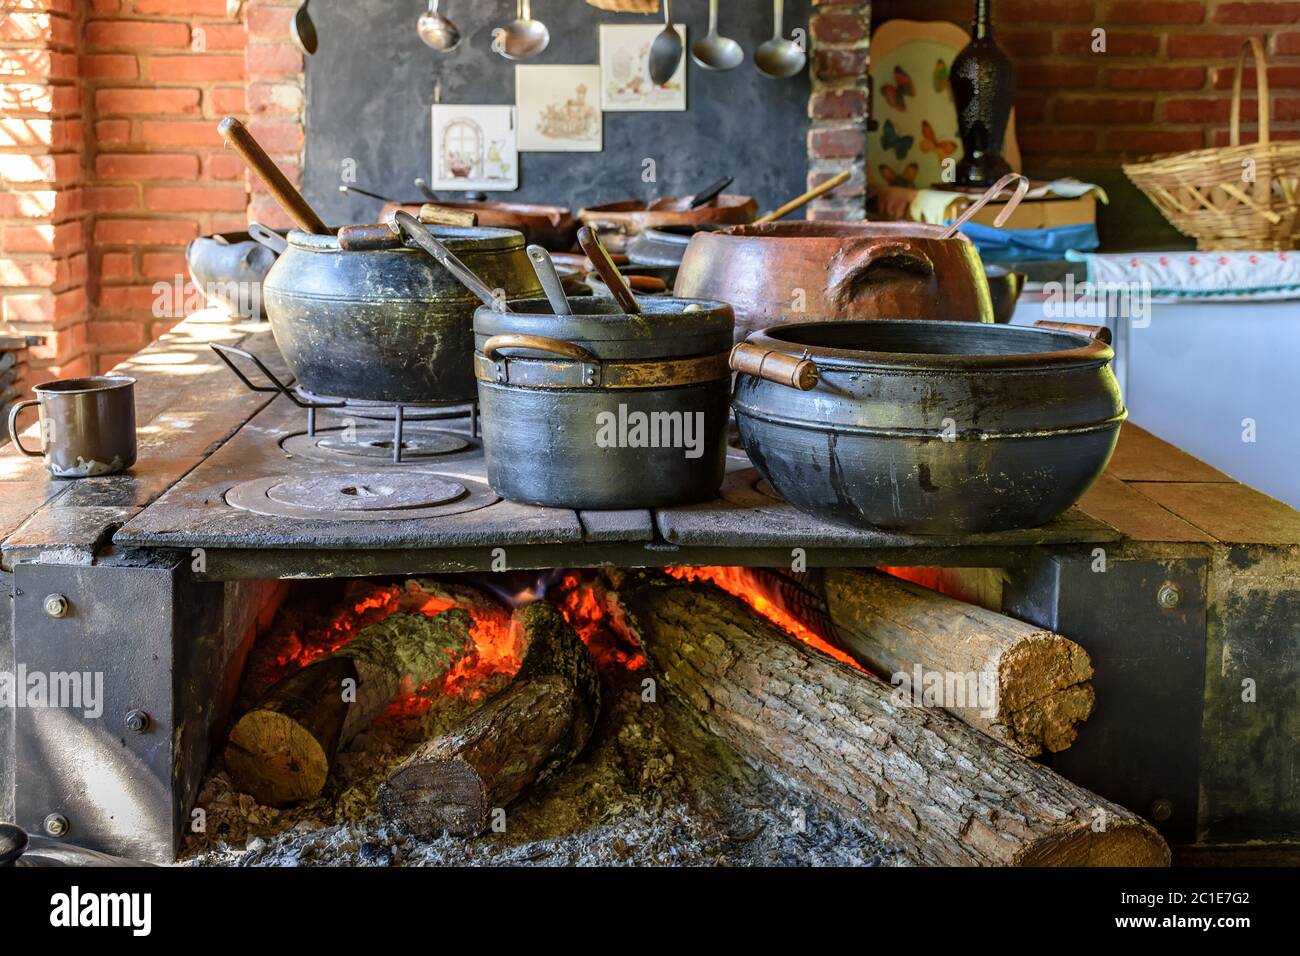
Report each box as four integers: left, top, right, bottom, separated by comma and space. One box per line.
614, 574, 1169, 867
378, 601, 601, 837
225, 609, 475, 807
817, 568, 1095, 756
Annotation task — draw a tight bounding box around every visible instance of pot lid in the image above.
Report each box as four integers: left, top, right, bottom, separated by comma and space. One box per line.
717, 220, 971, 243
745, 319, 1112, 371
475, 295, 734, 361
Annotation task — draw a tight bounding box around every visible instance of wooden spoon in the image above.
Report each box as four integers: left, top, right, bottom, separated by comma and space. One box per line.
218, 116, 328, 234
578, 226, 640, 315
754, 170, 851, 224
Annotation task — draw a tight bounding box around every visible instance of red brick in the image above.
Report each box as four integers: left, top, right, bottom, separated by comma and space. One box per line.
204, 152, 244, 180
1214, 2, 1300, 24
93, 218, 199, 245
192, 24, 247, 51
133, 0, 228, 14
0, 256, 59, 288
1162, 97, 1256, 122
140, 119, 223, 146
813, 48, 868, 81
247, 194, 292, 229
94, 118, 132, 144
1109, 66, 1206, 90
1000, 31, 1054, 57
808, 127, 864, 159
97, 352, 138, 373
1277, 32, 1300, 55
809, 89, 867, 119
79, 54, 138, 79
95, 152, 201, 179
97, 286, 161, 313
1168, 33, 1255, 58
1019, 63, 1099, 89
1214, 66, 1300, 89
140, 251, 187, 278
246, 81, 300, 115
85, 20, 191, 50
808, 169, 863, 198
84, 185, 139, 212
148, 55, 245, 82
810, 13, 867, 44
95, 87, 200, 115
247, 5, 295, 38
99, 252, 135, 278
144, 185, 247, 212
245, 120, 302, 153
245, 43, 302, 76
1103, 1, 1205, 24
210, 85, 245, 112
998, 0, 1096, 23
1013, 93, 1047, 123
1053, 97, 1155, 123
1106, 129, 1206, 154
88, 319, 147, 348
1056, 30, 1159, 56
1016, 128, 1097, 154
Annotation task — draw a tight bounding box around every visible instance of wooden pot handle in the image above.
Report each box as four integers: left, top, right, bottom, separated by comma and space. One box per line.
483, 334, 599, 364
828, 238, 936, 309
1034, 319, 1112, 345
730, 343, 819, 391
218, 116, 329, 235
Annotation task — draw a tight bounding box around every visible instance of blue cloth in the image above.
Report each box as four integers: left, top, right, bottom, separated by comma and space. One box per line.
954, 222, 1100, 262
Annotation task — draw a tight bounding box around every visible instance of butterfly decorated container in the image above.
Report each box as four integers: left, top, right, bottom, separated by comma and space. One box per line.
867, 20, 1021, 194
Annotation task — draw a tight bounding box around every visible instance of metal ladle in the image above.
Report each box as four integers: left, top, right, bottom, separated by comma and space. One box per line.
754, 0, 805, 79
393, 211, 512, 313
938, 173, 1030, 239
691, 0, 742, 72
496, 0, 550, 61
648, 0, 684, 86
289, 0, 317, 57
417, 0, 460, 52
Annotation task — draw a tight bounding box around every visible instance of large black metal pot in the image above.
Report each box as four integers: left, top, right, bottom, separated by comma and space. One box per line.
474, 296, 734, 509
730, 320, 1126, 534
263, 225, 541, 404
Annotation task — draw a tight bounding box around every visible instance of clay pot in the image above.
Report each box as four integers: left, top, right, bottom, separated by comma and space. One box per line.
577, 194, 757, 253
674, 221, 995, 343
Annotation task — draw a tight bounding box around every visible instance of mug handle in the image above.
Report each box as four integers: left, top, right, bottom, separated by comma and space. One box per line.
6, 399, 42, 457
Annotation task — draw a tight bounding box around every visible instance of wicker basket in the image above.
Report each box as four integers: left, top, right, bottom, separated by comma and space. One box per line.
1124, 37, 1300, 251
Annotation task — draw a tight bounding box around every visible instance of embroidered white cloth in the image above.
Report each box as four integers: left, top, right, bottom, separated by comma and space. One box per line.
1070, 249, 1300, 301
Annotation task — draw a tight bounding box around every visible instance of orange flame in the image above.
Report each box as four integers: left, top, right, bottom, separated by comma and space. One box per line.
663, 567, 864, 671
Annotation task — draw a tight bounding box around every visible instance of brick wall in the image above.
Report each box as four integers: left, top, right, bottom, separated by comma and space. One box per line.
0, 0, 307, 387
874, 0, 1300, 172
809, 2, 872, 219
1, 0, 87, 391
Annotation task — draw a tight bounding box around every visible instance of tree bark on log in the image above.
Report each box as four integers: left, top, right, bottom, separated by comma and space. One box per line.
614, 575, 1169, 867
225, 609, 476, 807
378, 601, 601, 837
817, 568, 1095, 756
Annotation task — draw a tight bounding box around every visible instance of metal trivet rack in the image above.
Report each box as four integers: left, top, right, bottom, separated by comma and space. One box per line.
211, 343, 479, 464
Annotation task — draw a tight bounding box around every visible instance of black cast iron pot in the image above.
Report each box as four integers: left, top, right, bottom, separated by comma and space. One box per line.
730, 319, 1126, 535
474, 296, 734, 509
263, 225, 541, 404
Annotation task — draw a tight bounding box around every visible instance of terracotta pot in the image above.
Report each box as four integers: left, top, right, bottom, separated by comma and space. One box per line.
576, 194, 757, 253
674, 221, 995, 343
381, 200, 578, 252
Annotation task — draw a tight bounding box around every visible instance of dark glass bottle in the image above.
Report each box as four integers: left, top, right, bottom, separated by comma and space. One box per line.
950, 0, 1016, 186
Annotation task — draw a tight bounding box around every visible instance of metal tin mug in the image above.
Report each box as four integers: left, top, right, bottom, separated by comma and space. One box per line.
6, 376, 137, 478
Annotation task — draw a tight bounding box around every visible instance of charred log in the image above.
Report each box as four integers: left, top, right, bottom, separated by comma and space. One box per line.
378, 600, 601, 837
225, 609, 475, 807
614, 573, 1169, 867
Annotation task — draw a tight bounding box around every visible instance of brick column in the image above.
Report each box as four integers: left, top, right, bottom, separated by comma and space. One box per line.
243, 0, 305, 230
808, 1, 871, 220
0, 0, 88, 387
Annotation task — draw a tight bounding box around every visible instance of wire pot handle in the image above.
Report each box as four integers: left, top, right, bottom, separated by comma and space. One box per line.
939, 173, 1030, 239
1231, 36, 1270, 147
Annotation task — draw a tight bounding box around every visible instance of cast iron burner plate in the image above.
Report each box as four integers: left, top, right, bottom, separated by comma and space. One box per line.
281, 425, 479, 466
293, 390, 474, 423
225, 471, 499, 521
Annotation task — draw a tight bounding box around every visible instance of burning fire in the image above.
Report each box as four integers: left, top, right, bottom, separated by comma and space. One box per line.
663, 566, 864, 671
556, 572, 645, 672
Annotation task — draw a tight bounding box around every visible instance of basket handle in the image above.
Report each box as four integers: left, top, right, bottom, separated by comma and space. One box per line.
1230, 37, 1269, 147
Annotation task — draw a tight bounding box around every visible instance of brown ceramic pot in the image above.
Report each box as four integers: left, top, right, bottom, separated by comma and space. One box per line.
674, 221, 995, 343
576, 194, 757, 253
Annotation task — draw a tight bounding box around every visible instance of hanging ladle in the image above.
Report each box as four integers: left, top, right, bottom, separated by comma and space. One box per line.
417, 0, 461, 52
289, 0, 317, 57
691, 0, 743, 72
392, 210, 511, 312
938, 173, 1030, 240
496, 0, 550, 61
755, 0, 805, 79
648, 0, 684, 86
